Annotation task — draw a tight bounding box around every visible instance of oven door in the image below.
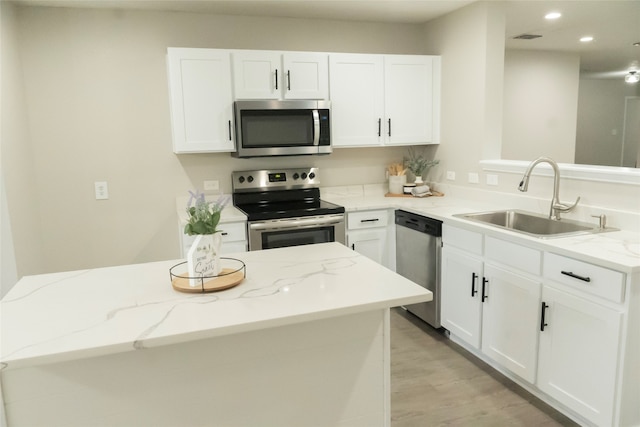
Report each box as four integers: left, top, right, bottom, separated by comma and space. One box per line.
248, 214, 345, 251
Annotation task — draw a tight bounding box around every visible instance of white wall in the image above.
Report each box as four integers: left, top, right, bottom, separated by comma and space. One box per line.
576, 78, 640, 167
7, 5, 427, 276
502, 49, 580, 163
422, 1, 505, 182
1, 1, 42, 295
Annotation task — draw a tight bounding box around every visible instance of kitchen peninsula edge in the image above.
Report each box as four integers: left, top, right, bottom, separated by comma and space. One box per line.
1, 242, 431, 426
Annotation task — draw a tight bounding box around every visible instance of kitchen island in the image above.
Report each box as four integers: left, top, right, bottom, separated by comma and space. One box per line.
0, 242, 431, 427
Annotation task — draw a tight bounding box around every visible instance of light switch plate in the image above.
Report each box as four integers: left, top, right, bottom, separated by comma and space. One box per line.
446, 171, 456, 181
486, 174, 499, 186
468, 173, 479, 184
94, 181, 109, 200
204, 180, 219, 191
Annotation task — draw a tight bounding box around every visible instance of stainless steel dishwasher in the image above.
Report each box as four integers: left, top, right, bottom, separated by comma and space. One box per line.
395, 210, 442, 328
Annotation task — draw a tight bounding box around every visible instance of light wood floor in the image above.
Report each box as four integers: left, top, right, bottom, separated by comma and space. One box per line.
390, 308, 579, 427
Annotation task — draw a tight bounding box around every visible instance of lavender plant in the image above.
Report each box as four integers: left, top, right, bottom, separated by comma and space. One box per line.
184, 191, 230, 236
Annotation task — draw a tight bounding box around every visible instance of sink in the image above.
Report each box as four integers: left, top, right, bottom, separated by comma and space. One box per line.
454, 209, 616, 238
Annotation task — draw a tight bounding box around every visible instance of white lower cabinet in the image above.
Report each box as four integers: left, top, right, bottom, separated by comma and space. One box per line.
441, 229, 541, 383
481, 264, 541, 383
346, 209, 394, 270
441, 223, 634, 427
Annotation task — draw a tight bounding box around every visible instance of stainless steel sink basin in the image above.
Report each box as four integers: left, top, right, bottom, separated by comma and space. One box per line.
454, 209, 616, 238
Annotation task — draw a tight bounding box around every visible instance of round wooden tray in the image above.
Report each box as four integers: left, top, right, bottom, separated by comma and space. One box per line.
169, 258, 246, 293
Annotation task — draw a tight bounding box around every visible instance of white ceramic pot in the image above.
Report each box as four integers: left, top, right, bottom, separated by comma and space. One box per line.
186, 233, 222, 287
389, 175, 407, 194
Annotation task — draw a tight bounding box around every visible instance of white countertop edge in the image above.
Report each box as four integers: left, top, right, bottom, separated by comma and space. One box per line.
0, 294, 429, 371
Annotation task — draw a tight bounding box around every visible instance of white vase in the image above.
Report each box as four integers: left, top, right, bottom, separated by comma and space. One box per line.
186, 233, 222, 287
414, 176, 424, 185
389, 175, 407, 194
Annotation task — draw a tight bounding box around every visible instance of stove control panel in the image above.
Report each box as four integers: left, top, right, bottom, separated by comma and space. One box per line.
232, 167, 320, 192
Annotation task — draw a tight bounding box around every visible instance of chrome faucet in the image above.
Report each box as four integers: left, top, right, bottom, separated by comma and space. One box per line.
518, 157, 580, 220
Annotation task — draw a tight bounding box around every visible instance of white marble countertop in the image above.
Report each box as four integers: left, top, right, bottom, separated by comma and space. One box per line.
322, 184, 640, 274
0, 243, 431, 371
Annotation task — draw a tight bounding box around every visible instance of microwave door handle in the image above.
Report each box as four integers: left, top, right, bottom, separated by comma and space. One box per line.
312, 109, 320, 146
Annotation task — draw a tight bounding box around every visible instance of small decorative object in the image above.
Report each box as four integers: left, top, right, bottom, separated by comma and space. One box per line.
404, 147, 439, 185
184, 191, 229, 287
387, 162, 407, 194
403, 183, 416, 194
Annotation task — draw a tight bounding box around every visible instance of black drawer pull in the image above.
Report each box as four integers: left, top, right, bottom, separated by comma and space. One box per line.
561, 271, 591, 282
481, 277, 488, 302
378, 118, 381, 137
540, 302, 549, 331
471, 272, 478, 297
360, 218, 379, 223
221, 232, 228, 236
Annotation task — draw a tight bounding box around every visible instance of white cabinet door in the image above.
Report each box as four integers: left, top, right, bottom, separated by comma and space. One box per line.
283, 52, 329, 100
348, 228, 388, 266
384, 55, 439, 145
167, 48, 235, 153
329, 54, 385, 147
232, 51, 281, 99
441, 246, 484, 349
538, 285, 622, 427
481, 264, 541, 383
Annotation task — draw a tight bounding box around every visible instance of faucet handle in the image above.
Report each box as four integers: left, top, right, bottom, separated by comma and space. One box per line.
591, 214, 607, 229
554, 196, 581, 212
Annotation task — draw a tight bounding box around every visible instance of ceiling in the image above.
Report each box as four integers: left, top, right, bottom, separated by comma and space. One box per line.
9, 0, 640, 76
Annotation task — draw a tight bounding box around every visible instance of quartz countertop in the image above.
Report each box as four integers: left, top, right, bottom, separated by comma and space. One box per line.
0, 243, 431, 371
322, 184, 640, 274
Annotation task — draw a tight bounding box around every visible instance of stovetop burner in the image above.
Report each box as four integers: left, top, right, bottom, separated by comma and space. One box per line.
232, 168, 344, 221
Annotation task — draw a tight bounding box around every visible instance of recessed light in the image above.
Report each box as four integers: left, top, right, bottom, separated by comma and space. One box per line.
580, 36, 594, 43
545, 12, 562, 20
634, 42, 640, 47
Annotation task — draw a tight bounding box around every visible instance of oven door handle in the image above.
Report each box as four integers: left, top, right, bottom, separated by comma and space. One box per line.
250, 215, 344, 231
312, 109, 320, 146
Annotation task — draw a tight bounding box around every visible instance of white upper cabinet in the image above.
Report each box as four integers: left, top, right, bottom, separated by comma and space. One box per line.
167, 48, 235, 153
329, 54, 385, 147
330, 53, 441, 147
232, 51, 329, 100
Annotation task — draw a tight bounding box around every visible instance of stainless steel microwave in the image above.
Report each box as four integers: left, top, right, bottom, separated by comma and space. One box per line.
232, 100, 331, 158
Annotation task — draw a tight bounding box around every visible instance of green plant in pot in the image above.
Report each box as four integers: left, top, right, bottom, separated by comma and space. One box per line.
404, 147, 439, 184
184, 191, 229, 287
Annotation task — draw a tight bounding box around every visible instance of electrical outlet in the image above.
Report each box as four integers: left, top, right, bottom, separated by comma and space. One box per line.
486, 174, 499, 186
468, 173, 479, 184
94, 181, 109, 200
204, 180, 219, 191
446, 171, 456, 181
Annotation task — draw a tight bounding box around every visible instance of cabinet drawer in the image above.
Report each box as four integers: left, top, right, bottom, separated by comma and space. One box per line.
219, 221, 247, 242
347, 210, 389, 230
442, 224, 482, 255
543, 253, 625, 303
485, 236, 541, 276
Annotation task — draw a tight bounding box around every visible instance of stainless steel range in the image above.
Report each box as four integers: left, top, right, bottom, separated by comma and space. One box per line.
232, 168, 345, 251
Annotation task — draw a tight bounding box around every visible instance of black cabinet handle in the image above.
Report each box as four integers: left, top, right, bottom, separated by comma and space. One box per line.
561, 271, 591, 282
388, 118, 391, 137
228, 120, 232, 141
275, 69, 278, 90
360, 218, 379, 223
540, 302, 549, 331
378, 118, 381, 137
287, 70, 291, 90
481, 278, 488, 302
221, 232, 228, 236
351, 244, 355, 250
471, 273, 478, 297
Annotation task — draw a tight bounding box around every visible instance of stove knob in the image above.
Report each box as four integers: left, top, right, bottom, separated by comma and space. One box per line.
238, 176, 245, 183
308, 172, 316, 180
301, 172, 307, 179
293, 173, 300, 180
247, 175, 254, 183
